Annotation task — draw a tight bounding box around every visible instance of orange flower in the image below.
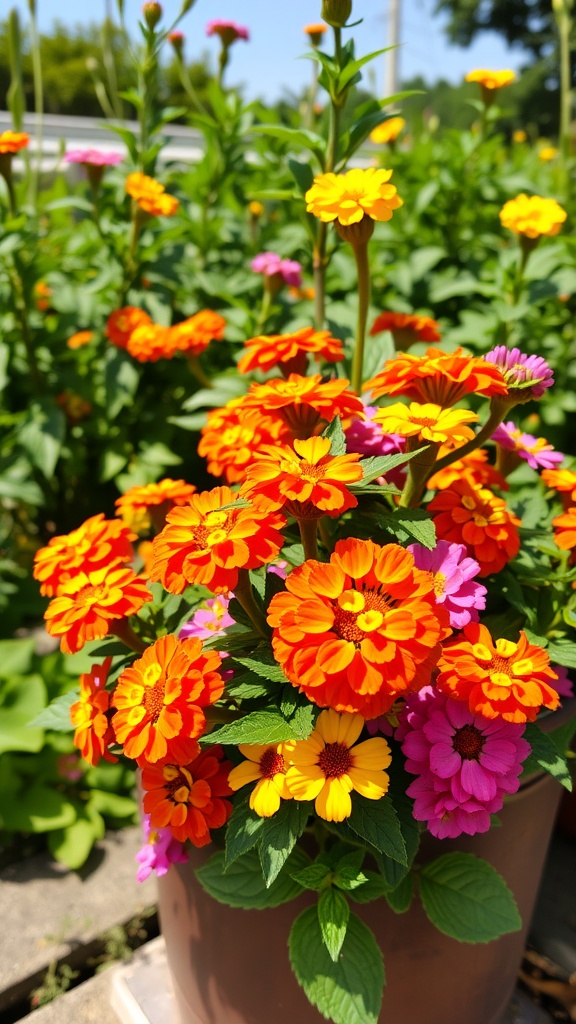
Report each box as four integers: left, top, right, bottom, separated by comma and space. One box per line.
142, 746, 233, 846
125, 172, 179, 217
106, 307, 152, 349
112, 634, 224, 764
115, 478, 197, 533
370, 312, 440, 351
198, 400, 291, 484
70, 659, 116, 766
34, 281, 52, 312
56, 390, 92, 424
242, 436, 362, 519
372, 402, 478, 446
67, 330, 94, 350
365, 347, 507, 406
241, 374, 365, 439
127, 323, 176, 362
238, 327, 344, 376
542, 468, 576, 505
33, 513, 136, 597
370, 117, 406, 145
465, 69, 515, 91
149, 486, 286, 595
169, 310, 226, 357
427, 447, 508, 492
268, 538, 451, 719
428, 479, 520, 576
552, 507, 576, 551
44, 566, 152, 654
0, 131, 29, 154
437, 623, 560, 723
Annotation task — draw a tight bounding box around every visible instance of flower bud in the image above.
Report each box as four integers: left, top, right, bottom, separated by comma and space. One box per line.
321, 0, 352, 28
142, 2, 162, 29
168, 30, 185, 55
335, 215, 375, 246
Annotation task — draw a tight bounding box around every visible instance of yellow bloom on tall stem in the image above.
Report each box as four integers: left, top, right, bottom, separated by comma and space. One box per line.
373, 402, 478, 446
305, 167, 403, 228
499, 194, 567, 239
228, 742, 295, 817
285, 710, 392, 822
465, 69, 516, 91
125, 172, 179, 217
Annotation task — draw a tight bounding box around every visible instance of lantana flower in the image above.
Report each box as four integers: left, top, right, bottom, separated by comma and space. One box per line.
428, 478, 520, 576
485, 346, 554, 400
115, 479, 197, 534
541, 467, 576, 504
141, 746, 233, 846
127, 323, 175, 362
305, 167, 403, 226
33, 513, 136, 597
125, 172, 179, 217
44, 566, 152, 654
136, 813, 189, 882
365, 347, 507, 406
407, 541, 487, 630
70, 658, 116, 765
238, 327, 344, 376
228, 742, 295, 816
372, 402, 478, 446
491, 422, 563, 472
499, 194, 567, 239
427, 447, 509, 493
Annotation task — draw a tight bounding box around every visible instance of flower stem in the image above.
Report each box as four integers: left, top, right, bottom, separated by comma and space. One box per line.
422, 404, 507, 485
187, 354, 213, 389
109, 620, 147, 653
28, 3, 44, 208
555, 2, 572, 199
234, 569, 269, 637
298, 518, 319, 561
313, 25, 343, 331
350, 239, 371, 395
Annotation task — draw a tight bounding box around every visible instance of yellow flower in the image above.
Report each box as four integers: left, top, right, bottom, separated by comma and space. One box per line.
285, 710, 391, 822
370, 117, 406, 145
465, 69, 516, 90
125, 172, 179, 217
512, 129, 527, 143
372, 401, 478, 446
305, 167, 403, 227
248, 200, 264, 217
539, 146, 558, 162
228, 742, 294, 817
499, 193, 567, 239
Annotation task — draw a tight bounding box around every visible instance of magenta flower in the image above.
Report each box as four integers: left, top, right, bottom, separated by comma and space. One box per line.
485, 346, 554, 399
345, 406, 405, 458
406, 773, 493, 839
206, 20, 249, 44
179, 595, 235, 642
136, 814, 188, 882
491, 421, 563, 471
267, 559, 288, 580
251, 252, 302, 288
65, 149, 123, 166
407, 540, 487, 629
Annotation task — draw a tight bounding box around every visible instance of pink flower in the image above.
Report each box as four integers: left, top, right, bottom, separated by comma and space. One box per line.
552, 665, 574, 699
56, 753, 83, 782
406, 773, 492, 839
179, 595, 235, 642
65, 149, 123, 166
485, 346, 554, 399
345, 406, 405, 458
491, 421, 563, 471
250, 252, 302, 288
206, 20, 249, 44
136, 814, 188, 882
267, 559, 288, 580
407, 540, 487, 629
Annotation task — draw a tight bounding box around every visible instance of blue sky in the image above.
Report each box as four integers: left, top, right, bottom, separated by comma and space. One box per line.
22, 0, 524, 100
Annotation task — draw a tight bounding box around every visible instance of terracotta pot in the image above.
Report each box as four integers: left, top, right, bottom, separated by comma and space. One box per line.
158, 701, 575, 1024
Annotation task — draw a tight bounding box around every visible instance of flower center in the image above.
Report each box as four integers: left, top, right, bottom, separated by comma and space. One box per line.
317, 742, 352, 779
143, 667, 166, 721
192, 510, 232, 549
77, 582, 108, 606
163, 764, 193, 802
432, 571, 446, 596
259, 749, 286, 779
452, 724, 485, 761
299, 460, 324, 481
333, 588, 390, 643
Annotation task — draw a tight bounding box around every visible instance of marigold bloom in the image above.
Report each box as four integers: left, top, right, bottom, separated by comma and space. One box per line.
427, 447, 508, 492
484, 346, 554, 400
305, 167, 403, 226
372, 402, 478, 447
552, 507, 576, 551
370, 117, 406, 145
241, 374, 365, 439
112, 634, 224, 764
199, 400, 290, 484
238, 327, 344, 376
169, 310, 226, 357
125, 172, 179, 217
142, 746, 233, 846
149, 486, 286, 595
542, 467, 576, 503
0, 131, 29, 154
206, 19, 249, 43
370, 312, 440, 351
127, 323, 175, 362
365, 347, 507, 405
499, 194, 567, 239
492, 422, 563, 471
268, 538, 451, 719
242, 436, 362, 519
33, 513, 136, 597
285, 709, 391, 822
428, 479, 520, 577
44, 566, 152, 654
106, 307, 152, 349
70, 658, 116, 766
465, 69, 515, 90
436, 623, 560, 723
115, 478, 197, 533
67, 330, 94, 350
228, 742, 295, 817
539, 146, 558, 162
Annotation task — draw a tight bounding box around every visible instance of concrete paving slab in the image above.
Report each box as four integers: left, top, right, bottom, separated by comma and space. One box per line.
17, 966, 121, 1024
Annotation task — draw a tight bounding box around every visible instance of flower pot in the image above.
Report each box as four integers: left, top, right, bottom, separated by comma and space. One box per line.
157, 702, 574, 1024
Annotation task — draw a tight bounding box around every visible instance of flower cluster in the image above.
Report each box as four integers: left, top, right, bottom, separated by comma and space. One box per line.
125, 172, 179, 217
105, 307, 225, 362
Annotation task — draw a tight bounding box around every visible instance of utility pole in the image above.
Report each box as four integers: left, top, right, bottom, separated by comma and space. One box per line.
385, 0, 401, 98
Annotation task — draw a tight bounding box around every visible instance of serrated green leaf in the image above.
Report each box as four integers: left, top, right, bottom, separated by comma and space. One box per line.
233, 648, 287, 683
385, 873, 413, 914
348, 870, 392, 903
372, 507, 437, 548
419, 853, 521, 943
259, 800, 311, 886
323, 417, 347, 457
205, 710, 297, 746
547, 641, 576, 669
357, 447, 425, 486
333, 867, 369, 891
524, 722, 572, 791
196, 847, 309, 909
348, 796, 407, 865
318, 888, 350, 962
224, 796, 265, 868
291, 862, 332, 891
29, 689, 78, 731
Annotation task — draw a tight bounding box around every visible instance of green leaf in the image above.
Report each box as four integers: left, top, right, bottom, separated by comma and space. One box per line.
291, 862, 332, 891
348, 871, 392, 904
18, 399, 66, 479
371, 507, 437, 548
206, 710, 297, 746
104, 348, 140, 419
337, 47, 393, 90
357, 448, 425, 486
196, 848, 309, 909
225, 673, 276, 700
259, 800, 311, 886
224, 797, 265, 868
419, 853, 521, 943
547, 640, 576, 669
288, 158, 314, 196
385, 873, 413, 914
333, 867, 369, 892
48, 805, 105, 870
323, 416, 347, 457
252, 125, 326, 160
29, 690, 79, 731
289, 907, 384, 1024
1, 785, 77, 833
0, 638, 35, 678
0, 674, 46, 754
318, 888, 350, 962
524, 722, 572, 791
233, 648, 288, 683
88, 790, 137, 820
348, 796, 407, 865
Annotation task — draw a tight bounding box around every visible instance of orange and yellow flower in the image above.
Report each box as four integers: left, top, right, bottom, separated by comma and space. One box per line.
115, 478, 197, 534
142, 746, 233, 846
106, 307, 152, 349
305, 167, 403, 226
0, 131, 29, 154
240, 374, 365, 439
242, 436, 363, 519
127, 323, 175, 362
125, 172, 179, 217
370, 312, 440, 350
428, 479, 520, 577
365, 347, 507, 406
465, 69, 516, 90
499, 194, 567, 239
112, 634, 224, 765
67, 330, 94, 350
228, 742, 295, 816
34, 281, 52, 311
372, 402, 478, 446
542, 468, 576, 505
44, 566, 152, 654
238, 327, 344, 376
436, 623, 560, 723
285, 709, 391, 821
427, 447, 508, 492
552, 507, 576, 551
33, 513, 136, 597
369, 117, 406, 145
149, 486, 286, 595
268, 538, 451, 719
198, 400, 291, 484
169, 310, 226, 357
70, 658, 116, 766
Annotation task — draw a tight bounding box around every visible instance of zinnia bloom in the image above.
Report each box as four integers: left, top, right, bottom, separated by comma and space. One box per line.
436, 623, 560, 723
70, 658, 116, 766
228, 742, 295, 817
407, 541, 486, 630
206, 19, 249, 43
251, 253, 302, 288
240, 374, 365, 439
305, 167, 403, 226
428, 478, 520, 576
427, 447, 508, 493
141, 746, 233, 846
499, 194, 567, 239
149, 486, 286, 595
179, 595, 235, 642
127, 323, 176, 362
56, 391, 92, 424
372, 402, 478, 446
33, 513, 136, 597
44, 566, 152, 654
238, 327, 344, 376
112, 634, 224, 764
67, 330, 94, 350
485, 346, 554, 399
268, 538, 451, 719
465, 69, 515, 90
242, 436, 362, 519
369, 117, 406, 145
552, 506, 576, 551
285, 709, 391, 822
115, 478, 197, 534
370, 312, 440, 351
539, 146, 558, 162
304, 22, 326, 45
542, 467, 576, 504
136, 813, 189, 882
199, 400, 290, 484
65, 149, 123, 166
491, 422, 563, 471
125, 172, 179, 217
169, 310, 226, 357
106, 307, 152, 349
365, 347, 507, 405
0, 131, 29, 153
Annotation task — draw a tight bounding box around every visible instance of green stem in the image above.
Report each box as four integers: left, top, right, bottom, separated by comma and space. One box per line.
7, 260, 43, 394
187, 354, 213, 389
298, 518, 319, 561
120, 211, 142, 304
313, 26, 343, 331
350, 240, 371, 395
422, 404, 507, 486
28, 5, 44, 207
257, 287, 273, 332
557, 6, 572, 198
234, 568, 269, 637
217, 45, 229, 88
108, 620, 147, 653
